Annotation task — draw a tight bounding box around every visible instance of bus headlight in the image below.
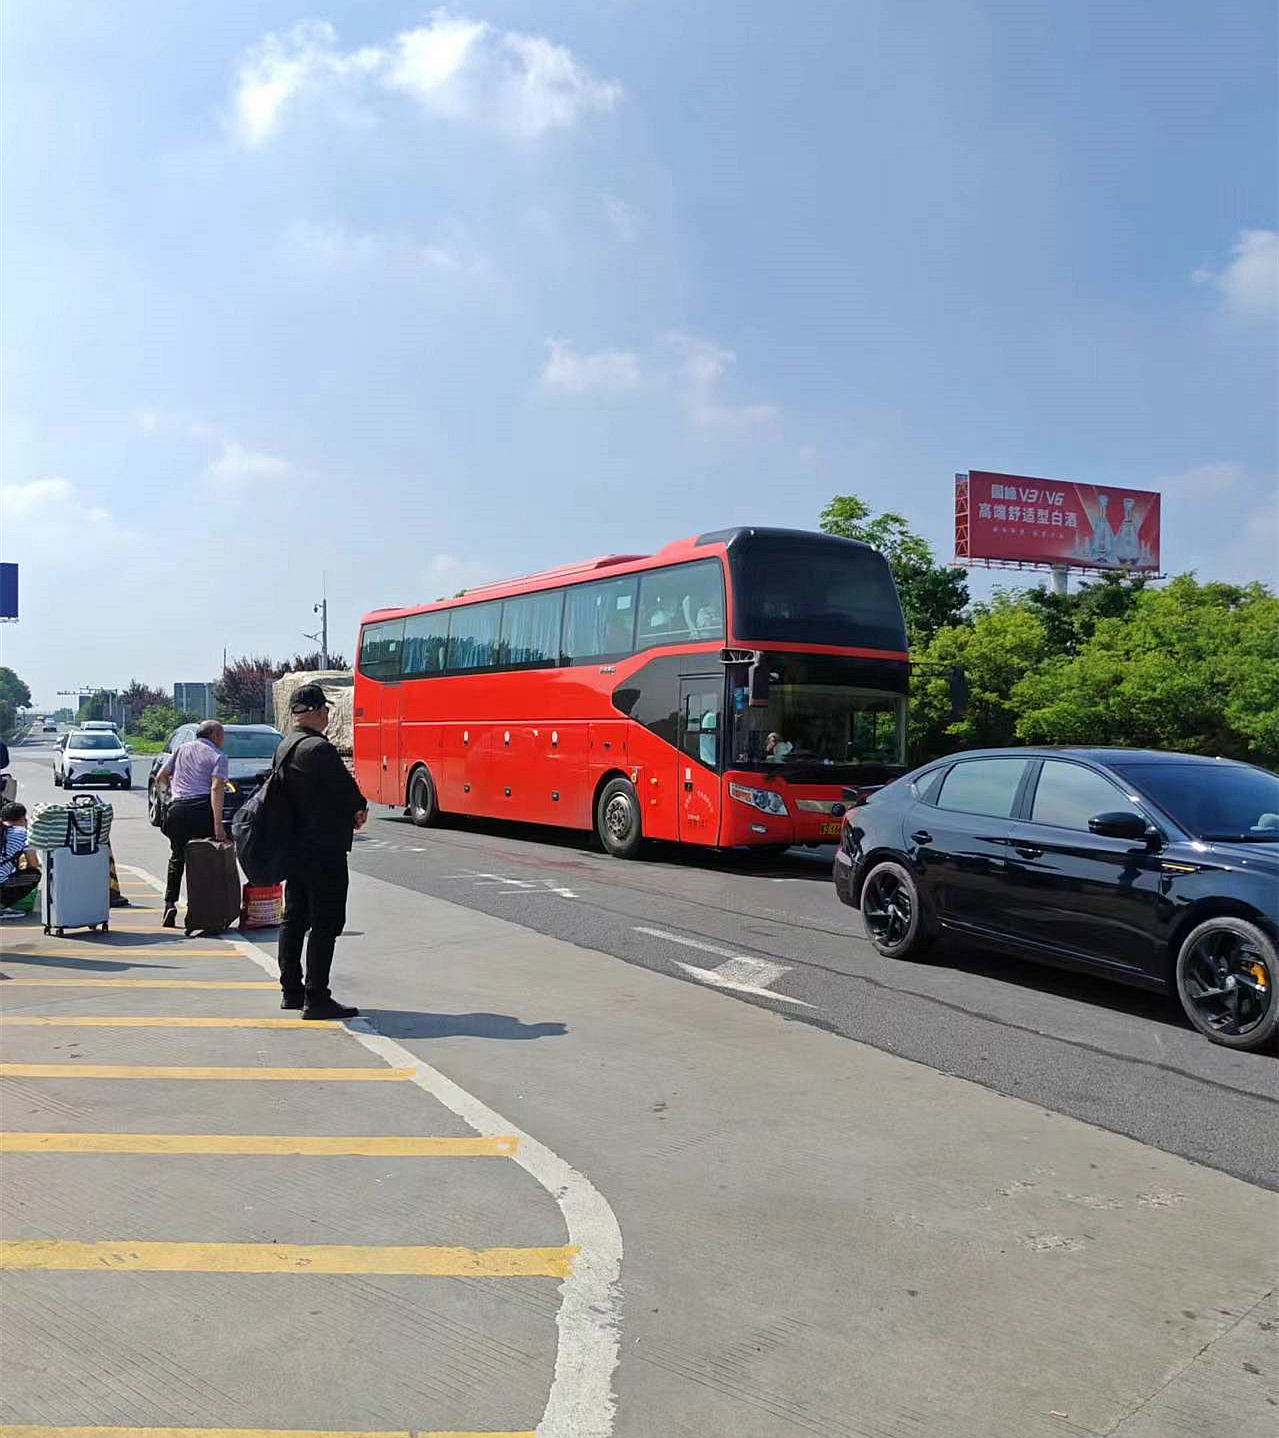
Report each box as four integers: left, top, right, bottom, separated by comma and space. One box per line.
729, 783, 788, 816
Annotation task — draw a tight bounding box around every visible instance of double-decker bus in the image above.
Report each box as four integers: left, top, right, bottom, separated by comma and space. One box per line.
354, 526, 908, 857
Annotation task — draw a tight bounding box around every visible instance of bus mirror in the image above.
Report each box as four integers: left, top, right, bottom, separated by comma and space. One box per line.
948, 666, 969, 719
748, 658, 771, 707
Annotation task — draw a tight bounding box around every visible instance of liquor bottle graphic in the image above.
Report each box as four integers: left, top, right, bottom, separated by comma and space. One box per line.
1114, 496, 1142, 565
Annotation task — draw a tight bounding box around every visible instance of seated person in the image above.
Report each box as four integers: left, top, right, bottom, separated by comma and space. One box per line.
764, 732, 794, 760
0, 802, 41, 915
682, 594, 723, 639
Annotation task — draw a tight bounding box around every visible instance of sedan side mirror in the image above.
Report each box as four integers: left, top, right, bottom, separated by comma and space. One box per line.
1089, 811, 1157, 844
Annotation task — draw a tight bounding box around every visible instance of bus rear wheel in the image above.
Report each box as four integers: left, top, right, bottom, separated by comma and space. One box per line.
407, 766, 440, 828
597, 777, 642, 859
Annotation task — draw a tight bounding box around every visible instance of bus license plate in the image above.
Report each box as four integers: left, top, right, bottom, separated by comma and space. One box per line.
820, 820, 842, 838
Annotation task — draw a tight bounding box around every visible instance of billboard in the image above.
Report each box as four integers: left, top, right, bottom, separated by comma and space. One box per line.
0, 563, 16, 619
956, 471, 1160, 572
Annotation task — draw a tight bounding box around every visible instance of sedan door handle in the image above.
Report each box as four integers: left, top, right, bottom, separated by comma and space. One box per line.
910, 830, 933, 845
1014, 844, 1043, 859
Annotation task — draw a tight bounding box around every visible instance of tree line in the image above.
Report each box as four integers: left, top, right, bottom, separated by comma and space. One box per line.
820, 494, 1279, 770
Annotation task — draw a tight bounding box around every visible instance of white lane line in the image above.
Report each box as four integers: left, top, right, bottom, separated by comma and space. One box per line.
120, 864, 624, 1438
633, 926, 813, 1008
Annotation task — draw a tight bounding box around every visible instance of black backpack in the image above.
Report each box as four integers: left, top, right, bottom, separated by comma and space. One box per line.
232, 731, 317, 885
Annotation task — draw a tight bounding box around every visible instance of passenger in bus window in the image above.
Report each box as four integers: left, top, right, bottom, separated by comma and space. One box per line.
682, 593, 722, 639
765, 732, 794, 760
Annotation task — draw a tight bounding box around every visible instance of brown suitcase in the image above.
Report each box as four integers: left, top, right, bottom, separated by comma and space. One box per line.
183, 838, 241, 936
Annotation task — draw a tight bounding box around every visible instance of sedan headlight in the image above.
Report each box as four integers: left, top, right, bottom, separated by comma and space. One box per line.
729, 782, 789, 816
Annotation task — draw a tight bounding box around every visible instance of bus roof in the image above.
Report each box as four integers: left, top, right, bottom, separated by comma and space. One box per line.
360, 527, 878, 624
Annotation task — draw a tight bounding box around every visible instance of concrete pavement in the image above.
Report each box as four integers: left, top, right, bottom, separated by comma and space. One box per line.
3, 739, 1277, 1436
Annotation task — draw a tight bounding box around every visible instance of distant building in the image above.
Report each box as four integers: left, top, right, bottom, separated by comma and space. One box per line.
174, 682, 217, 719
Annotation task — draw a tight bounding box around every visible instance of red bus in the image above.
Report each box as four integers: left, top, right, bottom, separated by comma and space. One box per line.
354, 526, 909, 857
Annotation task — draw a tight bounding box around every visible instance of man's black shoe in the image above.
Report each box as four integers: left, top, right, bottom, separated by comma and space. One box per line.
302, 998, 359, 1021
161, 906, 177, 928
280, 991, 305, 1010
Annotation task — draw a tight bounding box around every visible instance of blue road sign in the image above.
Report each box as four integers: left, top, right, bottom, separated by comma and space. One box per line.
0, 563, 17, 620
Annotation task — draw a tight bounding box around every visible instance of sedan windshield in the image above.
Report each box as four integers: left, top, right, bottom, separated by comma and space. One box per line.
69, 732, 123, 751
223, 730, 283, 760
732, 686, 906, 769
1112, 761, 1279, 841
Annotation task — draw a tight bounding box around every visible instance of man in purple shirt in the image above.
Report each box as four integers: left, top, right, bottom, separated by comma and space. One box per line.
156, 720, 228, 926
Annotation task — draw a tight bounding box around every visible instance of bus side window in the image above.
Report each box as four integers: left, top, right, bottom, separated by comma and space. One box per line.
563, 576, 637, 661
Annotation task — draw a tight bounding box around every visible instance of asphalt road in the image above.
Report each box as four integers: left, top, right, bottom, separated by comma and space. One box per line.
11, 733, 1277, 1188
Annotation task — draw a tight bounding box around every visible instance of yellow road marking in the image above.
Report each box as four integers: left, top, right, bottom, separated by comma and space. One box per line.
0, 1131, 517, 1156
0, 1064, 412, 1081
0, 1016, 338, 1029
0, 1239, 577, 1277
0, 979, 277, 989
0, 948, 232, 958
0, 1429, 536, 1438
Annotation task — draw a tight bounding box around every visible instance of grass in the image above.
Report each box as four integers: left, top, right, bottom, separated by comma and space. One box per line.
122, 734, 167, 754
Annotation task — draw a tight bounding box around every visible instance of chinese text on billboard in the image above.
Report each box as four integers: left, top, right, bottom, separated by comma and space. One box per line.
956, 471, 1160, 571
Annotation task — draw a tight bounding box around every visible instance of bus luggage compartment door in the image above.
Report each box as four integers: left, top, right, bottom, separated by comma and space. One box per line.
441, 725, 490, 814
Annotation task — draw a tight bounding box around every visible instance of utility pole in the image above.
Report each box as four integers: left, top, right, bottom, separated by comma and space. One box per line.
304, 586, 330, 670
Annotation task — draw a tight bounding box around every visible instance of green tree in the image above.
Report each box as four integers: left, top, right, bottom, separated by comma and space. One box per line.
908, 593, 1050, 759
1019, 571, 1149, 655
0, 665, 33, 738
819, 494, 968, 644
1013, 576, 1279, 766
136, 704, 194, 742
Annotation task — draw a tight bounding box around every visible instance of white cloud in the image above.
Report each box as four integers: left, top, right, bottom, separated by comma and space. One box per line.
227, 11, 620, 147
1193, 229, 1279, 319
0, 477, 132, 556
1158, 461, 1245, 496
206, 440, 293, 485
602, 195, 639, 243
281, 220, 485, 277
541, 339, 643, 394
665, 332, 778, 428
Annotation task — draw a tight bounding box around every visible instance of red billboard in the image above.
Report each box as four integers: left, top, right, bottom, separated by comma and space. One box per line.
956, 471, 1160, 572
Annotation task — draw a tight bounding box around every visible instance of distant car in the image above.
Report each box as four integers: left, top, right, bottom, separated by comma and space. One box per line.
53, 729, 133, 790
834, 748, 1279, 1051
82, 720, 120, 732
42, 720, 57, 733
147, 723, 284, 830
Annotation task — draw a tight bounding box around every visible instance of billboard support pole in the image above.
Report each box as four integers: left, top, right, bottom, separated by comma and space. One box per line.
1050, 565, 1068, 597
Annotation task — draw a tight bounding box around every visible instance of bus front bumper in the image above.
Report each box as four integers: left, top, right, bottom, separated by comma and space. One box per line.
720, 778, 848, 847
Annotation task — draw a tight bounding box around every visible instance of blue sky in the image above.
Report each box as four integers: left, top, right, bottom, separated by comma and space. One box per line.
2, 0, 1275, 706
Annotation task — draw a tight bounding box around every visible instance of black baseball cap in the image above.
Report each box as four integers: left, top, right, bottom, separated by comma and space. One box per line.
290, 682, 330, 713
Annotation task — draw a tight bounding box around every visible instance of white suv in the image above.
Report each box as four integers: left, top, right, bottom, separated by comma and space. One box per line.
54, 730, 133, 790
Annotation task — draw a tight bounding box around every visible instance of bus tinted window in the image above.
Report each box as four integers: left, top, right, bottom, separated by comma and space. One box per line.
447, 602, 500, 671
728, 534, 906, 651
501, 590, 565, 667
563, 576, 637, 661
637, 560, 725, 650
402, 611, 449, 677
360, 619, 404, 681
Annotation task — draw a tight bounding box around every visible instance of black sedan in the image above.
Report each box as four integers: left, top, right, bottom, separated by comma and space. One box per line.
147, 723, 284, 830
834, 748, 1278, 1051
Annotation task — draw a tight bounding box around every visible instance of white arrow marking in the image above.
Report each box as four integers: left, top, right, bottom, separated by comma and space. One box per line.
634, 926, 813, 1007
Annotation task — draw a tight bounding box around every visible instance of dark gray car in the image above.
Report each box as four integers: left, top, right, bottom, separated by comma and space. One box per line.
147, 723, 284, 829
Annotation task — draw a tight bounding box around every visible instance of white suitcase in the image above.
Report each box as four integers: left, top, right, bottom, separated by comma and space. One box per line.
41, 845, 111, 935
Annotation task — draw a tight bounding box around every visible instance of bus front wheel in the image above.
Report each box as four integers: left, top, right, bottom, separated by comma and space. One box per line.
407, 766, 440, 828
597, 777, 642, 859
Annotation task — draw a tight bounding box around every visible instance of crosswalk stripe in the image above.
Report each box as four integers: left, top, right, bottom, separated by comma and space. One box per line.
0, 1239, 577, 1277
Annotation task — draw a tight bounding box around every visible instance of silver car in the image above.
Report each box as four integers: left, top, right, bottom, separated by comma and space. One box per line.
54, 729, 133, 790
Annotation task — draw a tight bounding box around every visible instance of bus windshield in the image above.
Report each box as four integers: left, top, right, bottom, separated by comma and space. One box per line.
731, 686, 906, 770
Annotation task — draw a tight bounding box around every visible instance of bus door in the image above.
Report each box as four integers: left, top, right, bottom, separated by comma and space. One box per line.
379, 683, 402, 806
677, 677, 722, 844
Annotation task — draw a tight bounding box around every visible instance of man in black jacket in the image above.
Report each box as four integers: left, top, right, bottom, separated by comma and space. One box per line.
277, 682, 368, 1019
